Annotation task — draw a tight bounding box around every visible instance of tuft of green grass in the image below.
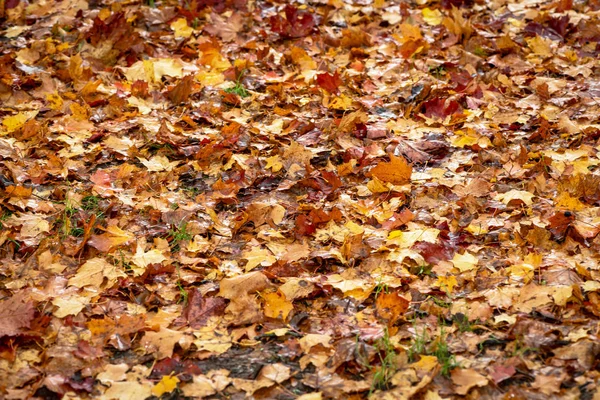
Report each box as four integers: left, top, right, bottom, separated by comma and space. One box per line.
370, 327, 397, 393
59, 198, 79, 238
224, 69, 250, 98
176, 265, 189, 305
81, 195, 100, 211
454, 313, 476, 332
473, 46, 488, 57
225, 81, 250, 98
431, 296, 451, 308
0, 210, 12, 229
510, 336, 538, 357
373, 281, 389, 299
167, 222, 192, 251
432, 328, 458, 377
415, 264, 433, 276
407, 323, 429, 363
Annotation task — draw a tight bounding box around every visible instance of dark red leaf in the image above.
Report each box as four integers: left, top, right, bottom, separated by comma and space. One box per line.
421, 98, 463, 119
270, 5, 316, 38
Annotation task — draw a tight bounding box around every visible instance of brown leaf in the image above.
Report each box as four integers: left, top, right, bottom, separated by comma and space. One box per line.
184, 289, 227, 328
167, 75, 194, 104
0, 292, 35, 337
451, 368, 489, 395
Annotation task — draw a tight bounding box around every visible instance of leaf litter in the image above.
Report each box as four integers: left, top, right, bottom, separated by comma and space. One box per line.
1, 0, 600, 398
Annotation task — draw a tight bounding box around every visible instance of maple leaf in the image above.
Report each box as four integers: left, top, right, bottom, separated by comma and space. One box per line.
451, 368, 488, 395
204, 12, 243, 42
183, 289, 227, 328
375, 291, 409, 323
167, 75, 194, 104
316, 71, 342, 93
269, 5, 317, 38
0, 293, 35, 337
152, 375, 180, 397
368, 155, 412, 185
262, 290, 293, 320
421, 98, 463, 119
131, 241, 167, 275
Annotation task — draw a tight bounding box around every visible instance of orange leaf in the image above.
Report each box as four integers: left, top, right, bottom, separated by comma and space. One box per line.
375, 291, 409, 323
369, 155, 412, 185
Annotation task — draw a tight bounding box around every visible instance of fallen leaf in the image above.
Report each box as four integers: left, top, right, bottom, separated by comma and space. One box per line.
369, 155, 412, 185
0, 293, 35, 337
451, 368, 489, 395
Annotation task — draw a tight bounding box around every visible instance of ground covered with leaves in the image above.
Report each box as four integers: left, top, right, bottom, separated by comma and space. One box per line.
1, 0, 600, 398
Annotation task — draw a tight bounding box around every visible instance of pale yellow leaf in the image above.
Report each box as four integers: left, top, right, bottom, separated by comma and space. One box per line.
452, 252, 478, 272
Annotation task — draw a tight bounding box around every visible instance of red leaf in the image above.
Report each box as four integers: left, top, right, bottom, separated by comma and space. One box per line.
490, 364, 516, 384
316, 71, 342, 93
547, 210, 575, 241
413, 241, 455, 264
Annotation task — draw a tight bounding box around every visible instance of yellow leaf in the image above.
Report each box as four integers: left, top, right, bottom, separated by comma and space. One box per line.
527, 36, 552, 58
70, 103, 89, 121
46, 92, 64, 111
200, 49, 232, 71
394, 23, 422, 44
171, 18, 193, 38
131, 241, 166, 275
298, 333, 332, 352
103, 381, 152, 400
422, 8, 442, 26
451, 368, 488, 396
555, 192, 585, 211
152, 375, 180, 397
506, 263, 534, 283
411, 355, 438, 372
52, 294, 90, 318
98, 8, 111, 20
450, 130, 480, 148
387, 228, 439, 248
196, 70, 224, 86
369, 155, 412, 185
68, 257, 126, 288
264, 155, 283, 172
262, 291, 293, 320
242, 247, 276, 272
328, 94, 353, 110
367, 176, 391, 193
2, 112, 29, 132
466, 222, 488, 236
452, 252, 478, 272
552, 285, 573, 307
290, 46, 316, 72
436, 275, 457, 294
